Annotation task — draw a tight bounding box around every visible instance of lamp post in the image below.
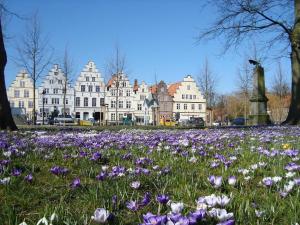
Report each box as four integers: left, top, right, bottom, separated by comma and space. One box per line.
42, 89, 46, 125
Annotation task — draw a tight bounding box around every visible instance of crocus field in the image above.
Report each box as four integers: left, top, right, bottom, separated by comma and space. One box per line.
0, 127, 300, 225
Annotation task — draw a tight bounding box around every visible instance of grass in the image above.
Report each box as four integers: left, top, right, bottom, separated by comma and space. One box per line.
0, 126, 300, 225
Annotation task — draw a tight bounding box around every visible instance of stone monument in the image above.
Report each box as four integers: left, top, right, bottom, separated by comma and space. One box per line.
248, 60, 271, 125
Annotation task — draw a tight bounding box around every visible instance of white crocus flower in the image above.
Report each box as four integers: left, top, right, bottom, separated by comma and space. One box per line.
36, 216, 48, 225
19, 222, 28, 225
217, 194, 230, 207
170, 202, 184, 214
91, 208, 110, 223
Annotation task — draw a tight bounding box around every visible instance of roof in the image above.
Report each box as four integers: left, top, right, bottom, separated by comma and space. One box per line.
150, 85, 157, 94
133, 79, 139, 92
168, 82, 181, 96
107, 75, 117, 87
144, 93, 159, 108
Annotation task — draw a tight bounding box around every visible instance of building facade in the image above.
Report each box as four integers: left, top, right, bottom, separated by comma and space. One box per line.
38, 64, 74, 118
106, 73, 135, 123
133, 80, 151, 125
74, 61, 105, 121
169, 75, 206, 121
7, 70, 37, 119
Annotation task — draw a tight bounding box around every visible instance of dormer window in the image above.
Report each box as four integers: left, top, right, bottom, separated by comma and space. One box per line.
86, 77, 89, 82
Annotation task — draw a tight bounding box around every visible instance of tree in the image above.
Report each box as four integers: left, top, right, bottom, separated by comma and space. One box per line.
16, 12, 52, 125
0, 4, 17, 130
107, 45, 127, 125
61, 46, 74, 119
197, 58, 218, 109
271, 61, 290, 98
199, 0, 300, 124
236, 59, 252, 124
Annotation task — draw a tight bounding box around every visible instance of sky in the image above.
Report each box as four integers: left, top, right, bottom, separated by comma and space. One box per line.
4, 0, 291, 94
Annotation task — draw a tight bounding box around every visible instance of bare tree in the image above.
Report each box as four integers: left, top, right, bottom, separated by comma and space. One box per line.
61, 46, 74, 119
199, 0, 300, 124
236, 59, 252, 124
197, 58, 217, 108
106, 45, 127, 125
271, 61, 290, 98
15, 12, 52, 125
0, 4, 17, 130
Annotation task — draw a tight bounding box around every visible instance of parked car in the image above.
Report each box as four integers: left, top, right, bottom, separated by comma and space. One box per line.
188, 117, 205, 128
232, 117, 245, 126
54, 115, 75, 125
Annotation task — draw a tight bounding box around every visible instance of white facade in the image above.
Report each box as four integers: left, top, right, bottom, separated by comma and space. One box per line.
170, 75, 206, 121
7, 70, 37, 119
74, 61, 105, 120
133, 81, 151, 125
106, 73, 135, 123
38, 64, 74, 118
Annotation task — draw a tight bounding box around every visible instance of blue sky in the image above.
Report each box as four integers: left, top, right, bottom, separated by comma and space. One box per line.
4, 0, 291, 94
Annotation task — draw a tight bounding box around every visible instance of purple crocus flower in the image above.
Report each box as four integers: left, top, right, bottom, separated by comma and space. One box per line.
141, 192, 151, 206
50, 166, 69, 176
70, 178, 81, 188
188, 210, 206, 224
96, 172, 107, 181
208, 175, 222, 188
25, 173, 33, 182
90, 152, 101, 161
142, 213, 167, 225
126, 201, 139, 211
11, 168, 22, 176
156, 194, 169, 204
262, 177, 273, 187
228, 176, 237, 186
217, 219, 235, 225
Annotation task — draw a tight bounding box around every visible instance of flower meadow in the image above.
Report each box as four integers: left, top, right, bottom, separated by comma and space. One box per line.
0, 127, 300, 225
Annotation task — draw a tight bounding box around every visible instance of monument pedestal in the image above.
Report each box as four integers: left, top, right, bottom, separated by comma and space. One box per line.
248, 63, 271, 125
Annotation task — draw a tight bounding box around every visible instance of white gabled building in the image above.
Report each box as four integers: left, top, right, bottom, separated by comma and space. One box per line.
106, 72, 135, 123
168, 75, 206, 121
74, 61, 105, 121
132, 80, 151, 125
38, 64, 74, 118
7, 70, 37, 119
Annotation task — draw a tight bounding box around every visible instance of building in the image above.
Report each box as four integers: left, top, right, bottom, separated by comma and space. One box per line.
168, 75, 206, 121
143, 93, 159, 125
7, 70, 37, 119
132, 80, 151, 125
151, 81, 173, 124
106, 72, 135, 124
74, 61, 105, 121
38, 64, 74, 118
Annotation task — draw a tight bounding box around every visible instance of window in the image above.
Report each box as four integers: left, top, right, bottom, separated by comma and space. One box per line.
53, 88, 59, 94
24, 90, 29, 98
88, 85, 93, 92
177, 103, 180, 110
190, 95, 192, 99
126, 101, 131, 109
191, 104, 195, 110
96, 86, 100, 92
75, 97, 80, 107
20, 81, 25, 87
81, 85, 85, 92
14, 90, 20, 98
86, 77, 89, 82
140, 95, 146, 100
62, 88, 66, 94
111, 113, 115, 121
111, 100, 116, 108
28, 101, 33, 108
111, 89, 116, 96
50, 80, 54, 84
184, 104, 187, 110
187, 85, 191, 90
65, 98, 69, 105
52, 98, 59, 104
119, 90, 123, 96
54, 72, 58, 76
182, 94, 185, 99
84, 97, 88, 107
122, 81, 126, 87
193, 95, 196, 99
19, 101, 24, 108
142, 88, 145, 92
198, 104, 202, 110
43, 98, 48, 104
118, 101, 123, 109
126, 90, 131, 96
92, 77, 95, 82
100, 98, 104, 106
58, 80, 62, 84
186, 94, 189, 99
45, 88, 49, 94
92, 98, 96, 107
137, 104, 142, 111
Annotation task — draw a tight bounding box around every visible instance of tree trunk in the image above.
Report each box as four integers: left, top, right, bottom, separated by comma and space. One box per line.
0, 20, 18, 130
284, 0, 300, 124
